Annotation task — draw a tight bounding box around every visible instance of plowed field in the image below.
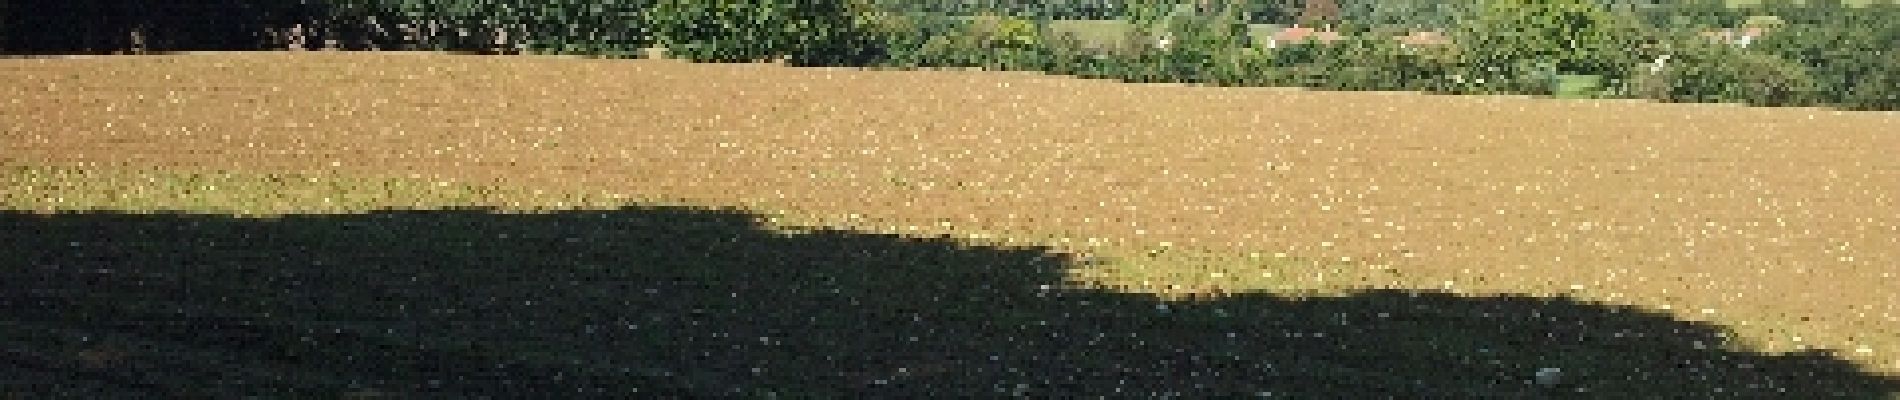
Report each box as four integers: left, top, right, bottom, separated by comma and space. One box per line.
3, 52, 1897, 395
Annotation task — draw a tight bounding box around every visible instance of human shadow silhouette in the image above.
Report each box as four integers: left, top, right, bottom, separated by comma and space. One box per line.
2, 206, 1896, 398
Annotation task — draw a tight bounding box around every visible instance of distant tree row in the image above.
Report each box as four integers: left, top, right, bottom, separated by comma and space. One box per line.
0, 0, 1890, 110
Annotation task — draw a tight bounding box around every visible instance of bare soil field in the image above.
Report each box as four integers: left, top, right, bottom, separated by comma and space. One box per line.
3, 52, 1898, 395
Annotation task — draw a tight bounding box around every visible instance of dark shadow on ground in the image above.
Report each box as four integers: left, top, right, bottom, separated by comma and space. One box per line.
2, 206, 1895, 398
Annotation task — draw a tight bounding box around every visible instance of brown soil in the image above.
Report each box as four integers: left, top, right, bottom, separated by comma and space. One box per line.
3, 52, 1897, 375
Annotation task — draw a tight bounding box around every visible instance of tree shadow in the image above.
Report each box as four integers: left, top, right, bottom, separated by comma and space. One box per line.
2, 206, 1895, 398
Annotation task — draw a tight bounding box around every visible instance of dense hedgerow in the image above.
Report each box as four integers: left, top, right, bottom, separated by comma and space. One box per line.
343, 0, 1893, 110
11, 0, 1889, 110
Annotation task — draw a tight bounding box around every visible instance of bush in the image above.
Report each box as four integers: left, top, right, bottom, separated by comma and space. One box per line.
893, 13, 1057, 71
1321, 35, 1461, 92
311, 0, 652, 55
1749, 6, 1900, 110
868, 13, 964, 67
1193, 48, 1254, 86
1829, 50, 1900, 111
644, 0, 877, 64
969, 13, 1043, 50
1114, 1, 1254, 84
1626, 38, 1820, 106
509, 0, 652, 57
785, 0, 897, 66
644, 0, 802, 62
1449, 0, 1648, 94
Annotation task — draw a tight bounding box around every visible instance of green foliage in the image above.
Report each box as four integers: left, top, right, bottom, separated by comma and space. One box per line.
790, 0, 902, 66
1245, 0, 1308, 24
1114, 1, 1256, 83
509, 0, 653, 57
909, 29, 987, 68
868, 13, 969, 67
251, 0, 1898, 110
969, 13, 1045, 49
1329, 35, 1463, 92
1197, 48, 1274, 86
1262, 36, 1437, 91
886, 13, 1062, 71
1449, 0, 1648, 93
848, 11, 932, 66
644, 0, 806, 62
1122, 0, 1178, 42
312, 0, 652, 55
861, 0, 1136, 19
1642, 0, 1748, 29
965, 16, 1061, 71
1626, 38, 1820, 106
1813, 58, 1900, 110
1047, 19, 1142, 52
1171, 2, 1254, 49
644, 0, 878, 64
1748, 5, 1900, 110
1338, 0, 1473, 29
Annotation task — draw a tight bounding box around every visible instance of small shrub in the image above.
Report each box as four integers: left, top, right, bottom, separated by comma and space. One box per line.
969, 13, 1042, 50
1265, 40, 1324, 68
897, 14, 1056, 71
1042, 31, 1125, 77
911, 34, 977, 67
1203, 47, 1280, 87
1323, 35, 1458, 92
873, 13, 966, 67
789, 0, 897, 66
